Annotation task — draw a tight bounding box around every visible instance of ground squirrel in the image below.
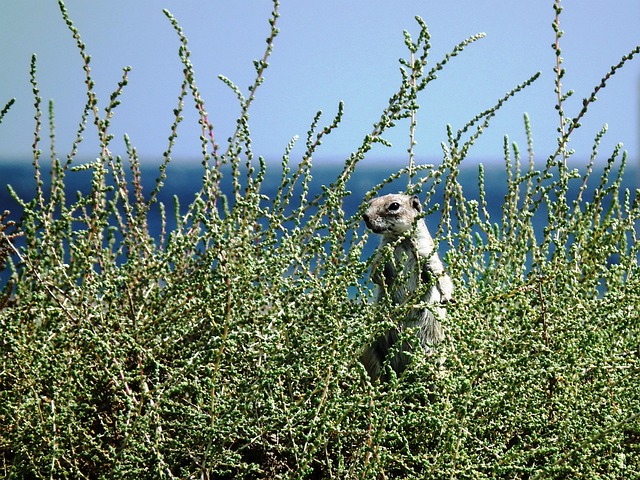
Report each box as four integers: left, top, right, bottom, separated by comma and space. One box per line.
361, 193, 454, 381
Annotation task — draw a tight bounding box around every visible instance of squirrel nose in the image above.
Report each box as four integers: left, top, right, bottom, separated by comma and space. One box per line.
362, 213, 374, 230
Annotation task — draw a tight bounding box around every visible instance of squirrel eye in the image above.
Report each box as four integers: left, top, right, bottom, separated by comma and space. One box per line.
388, 202, 400, 212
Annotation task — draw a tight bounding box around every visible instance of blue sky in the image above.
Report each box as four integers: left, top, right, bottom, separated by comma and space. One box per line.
0, 1, 638, 167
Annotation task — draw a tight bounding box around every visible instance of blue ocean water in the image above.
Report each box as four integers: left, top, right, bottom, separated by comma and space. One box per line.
1, 157, 638, 282
0, 159, 508, 241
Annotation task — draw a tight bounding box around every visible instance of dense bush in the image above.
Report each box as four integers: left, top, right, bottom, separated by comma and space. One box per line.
1, 0, 639, 478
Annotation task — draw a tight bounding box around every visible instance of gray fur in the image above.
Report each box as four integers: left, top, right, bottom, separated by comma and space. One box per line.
361, 194, 454, 381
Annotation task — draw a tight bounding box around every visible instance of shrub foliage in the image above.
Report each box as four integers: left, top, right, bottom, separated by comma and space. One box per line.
1, 0, 639, 478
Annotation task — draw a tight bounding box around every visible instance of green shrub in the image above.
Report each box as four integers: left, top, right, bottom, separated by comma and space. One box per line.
1, 0, 639, 478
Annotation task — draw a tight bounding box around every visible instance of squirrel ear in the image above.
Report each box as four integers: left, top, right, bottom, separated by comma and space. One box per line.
411, 195, 422, 212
